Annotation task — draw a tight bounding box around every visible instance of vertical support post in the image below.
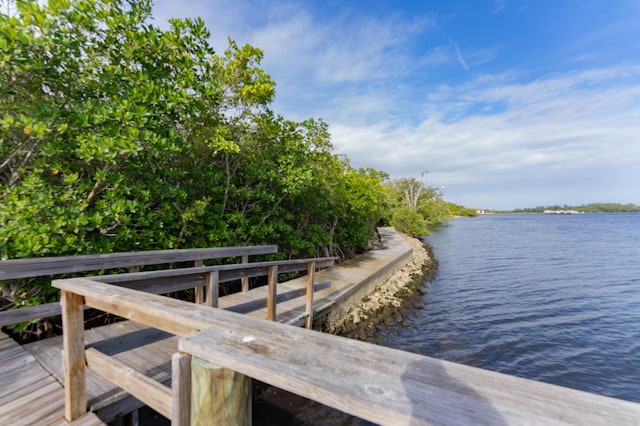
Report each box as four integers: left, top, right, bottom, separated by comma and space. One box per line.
190, 357, 251, 426
267, 265, 278, 321
205, 271, 219, 308
128, 265, 140, 273
61, 290, 86, 421
194, 260, 204, 304
305, 262, 316, 329
241, 255, 249, 292
172, 352, 192, 426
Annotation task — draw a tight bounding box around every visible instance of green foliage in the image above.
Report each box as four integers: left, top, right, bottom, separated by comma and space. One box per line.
383, 177, 460, 235
447, 202, 478, 217
0, 0, 390, 315
390, 206, 429, 237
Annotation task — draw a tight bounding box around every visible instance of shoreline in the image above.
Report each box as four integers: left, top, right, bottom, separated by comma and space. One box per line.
324, 233, 437, 341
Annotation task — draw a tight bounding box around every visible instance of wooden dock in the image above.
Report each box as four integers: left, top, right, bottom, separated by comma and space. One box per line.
0, 331, 105, 425
3, 231, 640, 425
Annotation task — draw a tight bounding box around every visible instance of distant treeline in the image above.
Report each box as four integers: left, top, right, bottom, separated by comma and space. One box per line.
506, 203, 640, 213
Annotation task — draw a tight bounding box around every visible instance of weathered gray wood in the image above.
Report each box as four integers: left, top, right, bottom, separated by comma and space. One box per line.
0, 302, 65, 327
52, 279, 640, 425
181, 321, 640, 426
0, 245, 278, 280
94, 257, 335, 285
205, 271, 219, 308
60, 291, 86, 421
85, 348, 172, 419
191, 357, 250, 426
25, 321, 176, 423
223, 281, 331, 315
266, 265, 278, 321
0, 246, 284, 326
240, 255, 249, 292
305, 262, 315, 329
0, 256, 333, 327
172, 353, 191, 426
193, 260, 204, 304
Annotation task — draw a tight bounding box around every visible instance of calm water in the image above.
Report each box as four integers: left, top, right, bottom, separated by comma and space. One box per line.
381, 213, 640, 403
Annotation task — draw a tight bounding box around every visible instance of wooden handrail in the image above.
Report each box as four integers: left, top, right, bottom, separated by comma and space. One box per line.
54, 278, 640, 425
0, 245, 278, 280
0, 245, 279, 326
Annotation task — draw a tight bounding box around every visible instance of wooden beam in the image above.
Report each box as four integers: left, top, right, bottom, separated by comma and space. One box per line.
240, 255, 249, 292
205, 271, 219, 308
0, 245, 278, 280
191, 357, 250, 426
194, 260, 204, 304
305, 262, 316, 329
172, 353, 192, 426
60, 290, 86, 421
52, 278, 640, 425
266, 266, 278, 321
85, 348, 172, 419
180, 321, 640, 426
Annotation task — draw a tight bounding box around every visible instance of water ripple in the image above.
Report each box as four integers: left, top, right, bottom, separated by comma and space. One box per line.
380, 213, 640, 403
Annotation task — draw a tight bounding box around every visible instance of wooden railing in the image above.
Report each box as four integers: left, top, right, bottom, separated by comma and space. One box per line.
54, 278, 640, 426
0, 245, 277, 326
93, 257, 335, 327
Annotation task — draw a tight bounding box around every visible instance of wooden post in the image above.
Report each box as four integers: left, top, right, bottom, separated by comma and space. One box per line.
61, 290, 86, 421
190, 357, 251, 426
172, 352, 192, 426
266, 265, 278, 321
241, 255, 249, 292
194, 260, 204, 304
205, 271, 219, 308
128, 265, 140, 273
305, 262, 316, 329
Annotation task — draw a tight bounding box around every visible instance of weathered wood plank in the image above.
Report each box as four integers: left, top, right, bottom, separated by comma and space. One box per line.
172, 353, 191, 426
85, 348, 172, 419
52, 279, 640, 425
0, 303, 64, 327
240, 255, 249, 292
0, 246, 278, 280
305, 262, 315, 329
191, 357, 251, 426
93, 257, 335, 286
181, 324, 640, 426
205, 271, 219, 308
266, 265, 278, 321
61, 290, 86, 421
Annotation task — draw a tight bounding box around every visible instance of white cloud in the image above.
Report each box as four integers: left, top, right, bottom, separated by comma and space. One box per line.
150, 1, 640, 209
331, 65, 640, 208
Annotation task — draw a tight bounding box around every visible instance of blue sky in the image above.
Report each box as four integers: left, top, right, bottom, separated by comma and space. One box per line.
153, 0, 640, 210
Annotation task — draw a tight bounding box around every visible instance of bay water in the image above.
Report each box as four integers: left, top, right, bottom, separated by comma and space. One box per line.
380, 213, 640, 403
256, 213, 640, 424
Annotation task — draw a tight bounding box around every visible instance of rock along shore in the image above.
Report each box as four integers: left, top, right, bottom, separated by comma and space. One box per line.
324, 233, 437, 341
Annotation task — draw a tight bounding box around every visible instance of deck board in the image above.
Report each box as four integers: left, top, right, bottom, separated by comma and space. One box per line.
0, 331, 106, 426
0, 236, 404, 424
0, 280, 328, 424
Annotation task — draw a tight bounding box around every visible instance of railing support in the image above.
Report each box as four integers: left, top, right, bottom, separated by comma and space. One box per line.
241, 255, 249, 292
191, 357, 251, 426
205, 271, 219, 308
305, 262, 316, 329
172, 352, 192, 426
194, 260, 204, 304
267, 265, 278, 321
61, 290, 86, 421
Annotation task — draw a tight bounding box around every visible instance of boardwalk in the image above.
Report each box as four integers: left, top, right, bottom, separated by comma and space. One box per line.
5, 229, 639, 425
0, 229, 411, 425
0, 331, 105, 425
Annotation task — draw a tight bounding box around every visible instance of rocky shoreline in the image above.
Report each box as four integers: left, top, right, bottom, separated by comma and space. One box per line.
324, 233, 438, 342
